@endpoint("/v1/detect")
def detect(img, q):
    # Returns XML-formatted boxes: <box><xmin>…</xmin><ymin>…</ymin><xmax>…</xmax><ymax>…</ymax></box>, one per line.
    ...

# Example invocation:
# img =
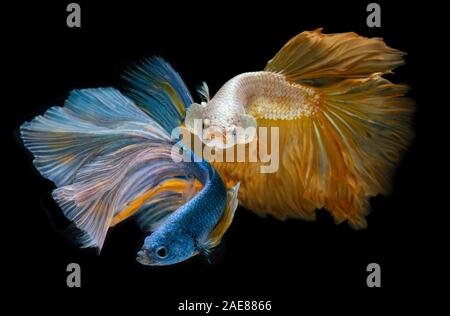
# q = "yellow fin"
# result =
<box><xmin>213</xmin><ymin>74</ymin><xmax>414</xmax><ymax>229</ymax></box>
<box><xmin>302</xmin><ymin>75</ymin><xmax>414</xmax><ymax>228</ymax></box>
<box><xmin>205</xmin><ymin>183</ymin><xmax>240</xmax><ymax>249</ymax></box>
<box><xmin>110</xmin><ymin>178</ymin><xmax>202</xmax><ymax>227</ymax></box>
<box><xmin>264</xmin><ymin>29</ymin><xmax>405</xmax><ymax>85</ymax></box>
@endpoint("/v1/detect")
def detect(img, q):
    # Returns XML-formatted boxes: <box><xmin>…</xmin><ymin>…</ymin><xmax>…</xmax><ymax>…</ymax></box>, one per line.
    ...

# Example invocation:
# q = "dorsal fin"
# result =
<box><xmin>264</xmin><ymin>28</ymin><xmax>405</xmax><ymax>86</ymax></box>
<box><xmin>123</xmin><ymin>57</ymin><xmax>193</xmax><ymax>133</ymax></box>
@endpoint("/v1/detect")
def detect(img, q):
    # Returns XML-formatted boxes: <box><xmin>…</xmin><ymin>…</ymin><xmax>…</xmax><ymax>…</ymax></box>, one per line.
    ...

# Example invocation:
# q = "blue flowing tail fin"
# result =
<box><xmin>21</xmin><ymin>88</ymin><xmax>201</xmax><ymax>250</ymax></box>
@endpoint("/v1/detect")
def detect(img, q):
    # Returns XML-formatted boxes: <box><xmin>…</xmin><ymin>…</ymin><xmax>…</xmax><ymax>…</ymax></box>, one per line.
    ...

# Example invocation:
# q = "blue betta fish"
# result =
<box><xmin>20</xmin><ymin>58</ymin><xmax>239</xmax><ymax>266</ymax></box>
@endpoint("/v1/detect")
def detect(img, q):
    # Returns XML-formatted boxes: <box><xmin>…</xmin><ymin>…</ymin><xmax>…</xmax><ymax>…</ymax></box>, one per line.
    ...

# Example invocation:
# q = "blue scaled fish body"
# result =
<box><xmin>20</xmin><ymin>58</ymin><xmax>239</xmax><ymax>266</ymax></box>
<box><xmin>139</xmin><ymin>156</ymin><xmax>230</xmax><ymax>265</ymax></box>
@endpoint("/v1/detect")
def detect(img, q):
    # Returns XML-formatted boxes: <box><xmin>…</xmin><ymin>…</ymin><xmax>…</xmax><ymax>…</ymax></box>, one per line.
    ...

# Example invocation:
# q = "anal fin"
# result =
<box><xmin>202</xmin><ymin>183</ymin><xmax>240</xmax><ymax>250</ymax></box>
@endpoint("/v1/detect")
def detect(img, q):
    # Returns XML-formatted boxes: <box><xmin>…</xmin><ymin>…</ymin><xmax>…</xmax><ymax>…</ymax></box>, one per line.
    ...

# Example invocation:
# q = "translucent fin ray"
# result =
<box><xmin>123</xmin><ymin>57</ymin><xmax>193</xmax><ymax>133</ymax></box>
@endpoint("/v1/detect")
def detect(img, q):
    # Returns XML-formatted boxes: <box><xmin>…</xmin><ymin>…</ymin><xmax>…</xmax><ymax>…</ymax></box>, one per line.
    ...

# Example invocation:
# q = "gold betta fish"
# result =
<box><xmin>185</xmin><ymin>29</ymin><xmax>414</xmax><ymax>228</ymax></box>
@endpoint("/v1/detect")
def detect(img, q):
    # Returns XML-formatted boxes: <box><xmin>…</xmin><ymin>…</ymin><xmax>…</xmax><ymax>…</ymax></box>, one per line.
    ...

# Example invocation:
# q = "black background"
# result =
<box><xmin>3</xmin><ymin>0</ymin><xmax>444</xmax><ymax>311</ymax></box>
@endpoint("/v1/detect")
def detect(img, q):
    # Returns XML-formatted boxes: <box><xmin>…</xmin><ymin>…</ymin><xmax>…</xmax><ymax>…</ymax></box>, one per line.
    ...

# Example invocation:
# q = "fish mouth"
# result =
<box><xmin>136</xmin><ymin>249</ymin><xmax>153</xmax><ymax>266</ymax></box>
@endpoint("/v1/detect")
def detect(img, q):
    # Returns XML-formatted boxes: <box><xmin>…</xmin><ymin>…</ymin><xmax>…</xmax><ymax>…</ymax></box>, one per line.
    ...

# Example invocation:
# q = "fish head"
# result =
<box><xmin>137</xmin><ymin>229</ymin><xmax>196</xmax><ymax>266</ymax></box>
<box><xmin>185</xmin><ymin>102</ymin><xmax>257</xmax><ymax>149</ymax></box>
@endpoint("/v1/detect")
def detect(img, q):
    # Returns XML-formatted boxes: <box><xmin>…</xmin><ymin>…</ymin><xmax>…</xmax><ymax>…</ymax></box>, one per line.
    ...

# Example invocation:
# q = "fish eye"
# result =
<box><xmin>156</xmin><ymin>246</ymin><xmax>168</xmax><ymax>259</ymax></box>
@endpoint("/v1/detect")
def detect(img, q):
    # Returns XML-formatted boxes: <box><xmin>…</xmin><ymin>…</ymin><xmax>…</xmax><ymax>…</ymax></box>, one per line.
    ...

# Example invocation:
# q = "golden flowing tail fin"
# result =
<box><xmin>264</xmin><ymin>28</ymin><xmax>405</xmax><ymax>86</ymax></box>
<box><xmin>298</xmin><ymin>74</ymin><xmax>413</xmax><ymax>228</ymax></box>
<box><xmin>227</xmin><ymin>29</ymin><xmax>414</xmax><ymax>228</ymax></box>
